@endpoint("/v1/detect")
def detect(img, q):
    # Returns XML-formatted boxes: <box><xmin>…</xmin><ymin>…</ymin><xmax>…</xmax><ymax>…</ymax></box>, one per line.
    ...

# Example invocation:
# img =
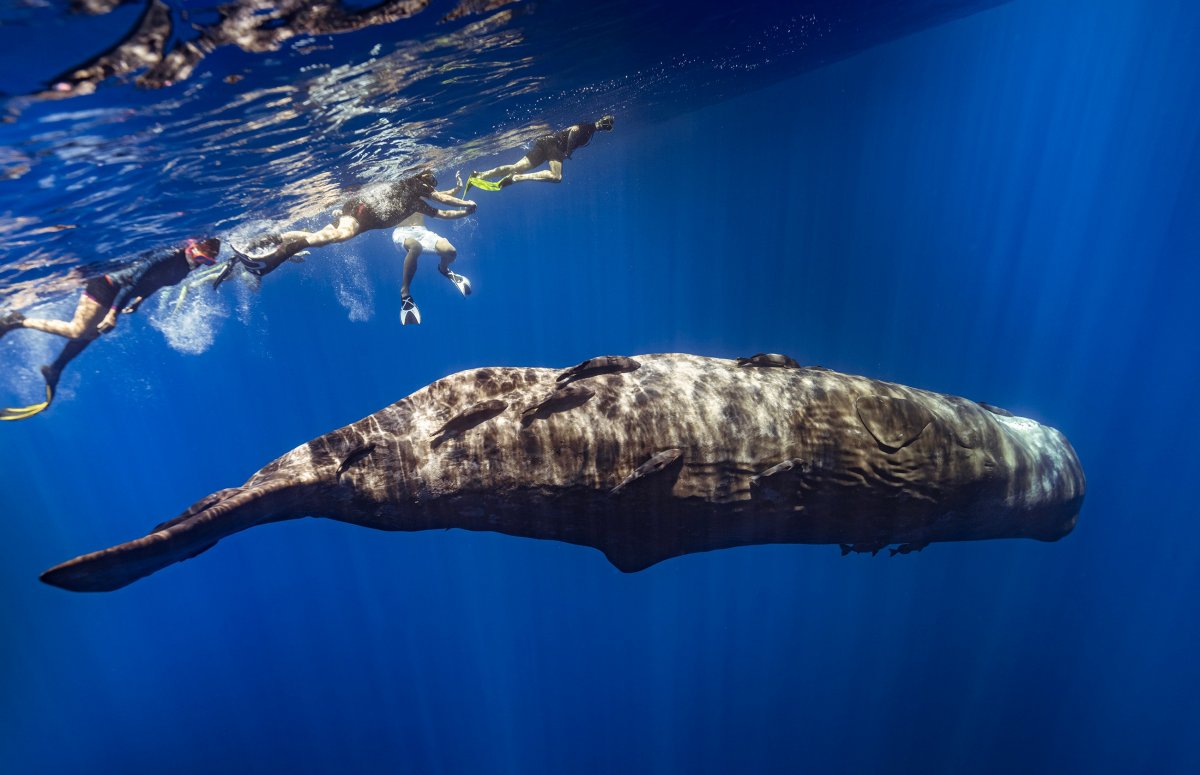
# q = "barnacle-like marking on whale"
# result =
<box><xmin>430</xmin><ymin>398</ymin><xmax>508</xmax><ymax>447</ymax></box>
<box><xmin>520</xmin><ymin>384</ymin><xmax>596</xmax><ymax>426</ymax></box>
<box><xmin>555</xmin><ymin>355</ymin><xmax>640</xmax><ymax>386</ymax></box>
<box><xmin>610</xmin><ymin>448</ymin><xmax>684</xmax><ymax>496</ymax></box>
<box><xmin>736</xmin><ymin>353</ymin><xmax>801</xmax><ymax>369</ymax></box>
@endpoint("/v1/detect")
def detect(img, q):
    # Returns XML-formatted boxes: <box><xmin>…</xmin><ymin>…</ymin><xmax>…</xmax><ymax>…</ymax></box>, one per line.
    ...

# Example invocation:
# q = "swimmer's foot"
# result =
<box><xmin>443</xmin><ymin>271</ymin><xmax>472</xmax><ymax>297</ymax></box>
<box><xmin>39</xmin><ymin>364</ymin><xmax>60</xmax><ymax>391</ymax></box>
<box><xmin>234</xmin><ymin>234</ymin><xmax>284</xmax><ymax>263</ymax></box>
<box><xmin>0</xmin><ymin>311</ymin><xmax>24</xmax><ymax>339</ymax></box>
<box><xmin>211</xmin><ymin>260</ymin><xmax>236</xmax><ymax>289</ymax></box>
<box><xmin>400</xmin><ymin>295</ymin><xmax>421</xmax><ymax>326</ymax></box>
<box><xmin>498</xmin><ymin>175</ymin><xmax>514</xmax><ymax>189</ymax></box>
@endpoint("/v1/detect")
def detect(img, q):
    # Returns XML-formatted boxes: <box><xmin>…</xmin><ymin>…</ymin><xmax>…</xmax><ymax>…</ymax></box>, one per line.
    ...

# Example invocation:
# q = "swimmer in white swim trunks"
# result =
<box><xmin>392</xmin><ymin>207</ymin><xmax>472</xmax><ymax>326</ymax></box>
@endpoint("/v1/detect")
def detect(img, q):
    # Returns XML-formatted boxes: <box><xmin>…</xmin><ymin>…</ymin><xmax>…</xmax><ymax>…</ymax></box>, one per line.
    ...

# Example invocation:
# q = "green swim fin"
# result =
<box><xmin>1</xmin><ymin>382</ymin><xmax>54</xmax><ymax>421</ymax></box>
<box><xmin>467</xmin><ymin>176</ymin><xmax>503</xmax><ymax>192</ymax></box>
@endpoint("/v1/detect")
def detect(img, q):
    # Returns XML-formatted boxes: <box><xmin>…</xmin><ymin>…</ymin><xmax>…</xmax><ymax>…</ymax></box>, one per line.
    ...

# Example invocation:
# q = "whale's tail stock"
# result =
<box><xmin>40</xmin><ymin>477</ymin><xmax>310</xmax><ymax>592</ymax></box>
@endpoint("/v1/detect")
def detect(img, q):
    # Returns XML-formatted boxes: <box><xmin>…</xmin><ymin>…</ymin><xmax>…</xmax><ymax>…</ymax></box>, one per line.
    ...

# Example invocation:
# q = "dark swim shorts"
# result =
<box><xmin>83</xmin><ymin>276</ymin><xmax>117</xmax><ymax>308</ymax></box>
<box><xmin>526</xmin><ymin>135</ymin><xmax>565</xmax><ymax>167</ymax></box>
<box><xmin>341</xmin><ymin>196</ymin><xmax>383</xmax><ymax>231</ymax></box>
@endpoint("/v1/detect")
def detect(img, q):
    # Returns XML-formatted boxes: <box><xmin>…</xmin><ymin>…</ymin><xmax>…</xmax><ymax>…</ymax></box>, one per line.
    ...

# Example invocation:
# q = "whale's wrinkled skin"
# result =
<box><xmin>41</xmin><ymin>353</ymin><xmax>1085</xmax><ymax>592</ymax></box>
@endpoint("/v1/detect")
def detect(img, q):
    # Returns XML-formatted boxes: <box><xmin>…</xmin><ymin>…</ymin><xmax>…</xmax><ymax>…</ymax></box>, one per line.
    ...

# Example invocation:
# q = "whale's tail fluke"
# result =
<box><xmin>40</xmin><ymin>478</ymin><xmax>307</xmax><ymax>592</ymax></box>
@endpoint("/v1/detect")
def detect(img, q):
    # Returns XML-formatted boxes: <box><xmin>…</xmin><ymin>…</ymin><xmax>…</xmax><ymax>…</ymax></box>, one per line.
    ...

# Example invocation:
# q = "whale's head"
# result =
<box><xmin>982</xmin><ymin>410</ymin><xmax>1086</xmax><ymax>541</ymax></box>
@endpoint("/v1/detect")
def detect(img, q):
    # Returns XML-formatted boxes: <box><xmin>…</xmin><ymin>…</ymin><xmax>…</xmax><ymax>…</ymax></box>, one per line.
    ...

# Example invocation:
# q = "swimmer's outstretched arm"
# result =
<box><xmin>437</xmin><ymin>174</ymin><xmax>463</xmax><ymax>200</ymax></box>
<box><xmin>418</xmin><ymin>200</ymin><xmax>474</xmax><ymax>221</ymax></box>
<box><xmin>429</xmin><ymin>189</ymin><xmax>477</xmax><ymax>209</ymax></box>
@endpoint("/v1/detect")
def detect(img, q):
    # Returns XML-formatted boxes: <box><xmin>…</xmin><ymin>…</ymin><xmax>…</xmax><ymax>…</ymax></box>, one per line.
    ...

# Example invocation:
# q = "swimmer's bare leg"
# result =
<box><xmin>399</xmin><ymin>238</ymin><xmax>423</xmax><ymax>325</ymax></box>
<box><xmin>435</xmin><ymin>239</ymin><xmax>471</xmax><ymax>297</ymax></box>
<box><xmin>19</xmin><ymin>294</ymin><xmax>107</xmax><ymax>339</ymax></box>
<box><xmin>400</xmin><ymin>238</ymin><xmax>422</xmax><ymax>300</ymax></box>
<box><xmin>475</xmin><ymin>156</ymin><xmax>535</xmax><ymax>182</ymax></box>
<box><xmin>281</xmin><ymin>215</ymin><xmax>361</xmax><ymax>249</ymax></box>
<box><xmin>510</xmin><ymin>160</ymin><xmax>563</xmax><ymax>184</ymax></box>
<box><xmin>256</xmin><ymin>215</ymin><xmax>362</xmax><ymax>262</ymax></box>
<box><xmin>42</xmin><ymin>337</ymin><xmax>96</xmax><ymax>390</ymax></box>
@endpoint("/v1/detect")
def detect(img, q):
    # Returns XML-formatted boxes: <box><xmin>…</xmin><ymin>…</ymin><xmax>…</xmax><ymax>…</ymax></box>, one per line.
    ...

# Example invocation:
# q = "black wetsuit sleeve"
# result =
<box><xmin>109</xmin><ymin>248</ymin><xmax>190</xmax><ymax>310</ymax></box>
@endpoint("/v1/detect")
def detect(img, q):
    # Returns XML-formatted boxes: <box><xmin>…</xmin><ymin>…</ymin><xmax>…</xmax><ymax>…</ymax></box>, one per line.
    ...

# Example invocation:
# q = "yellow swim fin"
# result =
<box><xmin>1</xmin><ymin>383</ymin><xmax>55</xmax><ymax>421</ymax></box>
<box><xmin>172</xmin><ymin>283</ymin><xmax>189</xmax><ymax>313</ymax></box>
<box><xmin>467</xmin><ymin>176</ymin><xmax>503</xmax><ymax>192</ymax></box>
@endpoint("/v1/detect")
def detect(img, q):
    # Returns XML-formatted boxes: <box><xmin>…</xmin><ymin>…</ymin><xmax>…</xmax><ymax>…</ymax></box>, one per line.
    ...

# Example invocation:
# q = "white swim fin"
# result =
<box><xmin>400</xmin><ymin>297</ymin><xmax>422</xmax><ymax>326</ymax></box>
<box><xmin>446</xmin><ymin>271</ymin><xmax>472</xmax><ymax>297</ymax></box>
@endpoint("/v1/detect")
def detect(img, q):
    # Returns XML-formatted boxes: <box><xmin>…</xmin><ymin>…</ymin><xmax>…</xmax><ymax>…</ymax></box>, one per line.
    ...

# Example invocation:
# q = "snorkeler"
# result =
<box><xmin>463</xmin><ymin>115</ymin><xmax>614</xmax><ymax>194</ymax></box>
<box><xmin>392</xmin><ymin>207</ymin><xmax>472</xmax><ymax>326</ymax></box>
<box><xmin>0</xmin><ymin>237</ymin><xmax>221</xmax><ymax>420</ymax></box>
<box><xmin>216</xmin><ymin>170</ymin><xmax>476</xmax><ymax>285</ymax></box>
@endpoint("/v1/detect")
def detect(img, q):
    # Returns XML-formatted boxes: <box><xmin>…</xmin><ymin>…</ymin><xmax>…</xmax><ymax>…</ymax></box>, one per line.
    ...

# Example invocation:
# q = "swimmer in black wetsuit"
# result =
<box><xmin>219</xmin><ymin>170</ymin><xmax>476</xmax><ymax>284</ymax></box>
<box><xmin>465</xmin><ymin>115</ymin><xmax>614</xmax><ymax>193</ymax></box>
<box><xmin>0</xmin><ymin>238</ymin><xmax>220</xmax><ymax>415</ymax></box>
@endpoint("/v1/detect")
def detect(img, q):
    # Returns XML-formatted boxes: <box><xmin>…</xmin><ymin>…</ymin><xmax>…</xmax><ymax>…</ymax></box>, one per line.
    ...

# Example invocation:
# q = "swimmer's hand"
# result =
<box><xmin>97</xmin><ymin>309</ymin><xmax>119</xmax><ymax>333</ymax></box>
<box><xmin>122</xmin><ymin>297</ymin><xmax>143</xmax><ymax>315</ymax></box>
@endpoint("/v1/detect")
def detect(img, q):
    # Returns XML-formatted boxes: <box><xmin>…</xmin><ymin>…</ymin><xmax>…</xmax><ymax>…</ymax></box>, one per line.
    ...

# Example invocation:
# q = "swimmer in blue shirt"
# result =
<box><xmin>0</xmin><ymin>238</ymin><xmax>220</xmax><ymax>419</ymax></box>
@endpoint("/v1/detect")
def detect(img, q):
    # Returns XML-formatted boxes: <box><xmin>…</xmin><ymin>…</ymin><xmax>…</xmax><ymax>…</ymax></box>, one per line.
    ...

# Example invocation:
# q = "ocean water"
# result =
<box><xmin>2</xmin><ymin>1</ymin><xmax>1199</xmax><ymax>773</ymax></box>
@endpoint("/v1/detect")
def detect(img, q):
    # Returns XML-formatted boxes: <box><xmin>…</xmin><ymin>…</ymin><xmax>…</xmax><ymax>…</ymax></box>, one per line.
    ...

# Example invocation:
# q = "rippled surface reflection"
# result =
<box><xmin>0</xmin><ymin>0</ymin><xmax>1005</xmax><ymax>307</ymax></box>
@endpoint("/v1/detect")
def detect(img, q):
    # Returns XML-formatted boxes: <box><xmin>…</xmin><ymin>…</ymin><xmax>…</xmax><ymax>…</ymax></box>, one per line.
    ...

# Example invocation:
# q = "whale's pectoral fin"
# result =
<box><xmin>40</xmin><ymin>478</ymin><xmax>302</xmax><ymax>592</ymax></box>
<box><xmin>855</xmin><ymin>396</ymin><xmax>934</xmax><ymax>451</ymax></box>
<box><xmin>600</xmin><ymin>544</ymin><xmax>669</xmax><ymax>573</ymax></box>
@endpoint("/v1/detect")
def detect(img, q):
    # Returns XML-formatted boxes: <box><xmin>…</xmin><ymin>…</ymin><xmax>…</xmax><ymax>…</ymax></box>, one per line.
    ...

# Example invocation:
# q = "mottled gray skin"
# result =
<box><xmin>41</xmin><ymin>353</ymin><xmax>1085</xmax><ymax>592</ymax></box>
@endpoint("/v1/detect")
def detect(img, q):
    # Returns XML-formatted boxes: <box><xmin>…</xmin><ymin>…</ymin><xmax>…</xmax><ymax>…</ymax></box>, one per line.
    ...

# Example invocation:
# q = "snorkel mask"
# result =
<box><xmin>414</xmin><ymin>169</ymin><xmax>437</xmax><ymax>193</ymax></box>
<box><xmin>185</xmin><ymin>238</ymin><xmax>218</xmax><ymax>266</ymax></box>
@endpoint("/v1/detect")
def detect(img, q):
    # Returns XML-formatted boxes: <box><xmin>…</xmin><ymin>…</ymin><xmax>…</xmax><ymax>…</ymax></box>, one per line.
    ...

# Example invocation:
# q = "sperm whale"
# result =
<box><xmin>41</xmin><ymin>353</ymin><xmax>1085</xmax><ymax>592</ymax></box>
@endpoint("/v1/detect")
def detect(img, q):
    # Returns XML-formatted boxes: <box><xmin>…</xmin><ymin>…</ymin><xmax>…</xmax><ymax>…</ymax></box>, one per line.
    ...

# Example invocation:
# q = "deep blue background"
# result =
<box><xmin>3</xmin><ymin>1</ymin><xmax>1200</xmax><ymax>772</ymax></box>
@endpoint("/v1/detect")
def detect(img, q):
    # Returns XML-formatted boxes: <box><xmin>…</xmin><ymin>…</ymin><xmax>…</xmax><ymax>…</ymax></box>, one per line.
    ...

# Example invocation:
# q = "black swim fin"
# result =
<box><xmin>210</xmin><ymin>259</ymin><xmax>237</xmax><ymax>289</ymax></box>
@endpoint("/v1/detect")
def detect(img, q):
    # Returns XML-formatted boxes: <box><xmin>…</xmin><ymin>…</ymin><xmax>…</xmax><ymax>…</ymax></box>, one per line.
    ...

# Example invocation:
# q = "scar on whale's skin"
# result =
<box><xmin>40</xmin><ymin>353</ymin><xmax>1086</xmax><ymax>592</ymax></box>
